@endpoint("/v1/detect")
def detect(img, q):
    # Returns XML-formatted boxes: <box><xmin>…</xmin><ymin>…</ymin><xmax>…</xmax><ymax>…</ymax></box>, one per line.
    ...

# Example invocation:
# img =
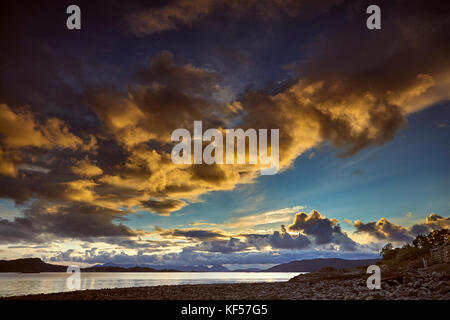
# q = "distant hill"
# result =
<box><xmin>155</xmin><ymin>264</ymin><xmax>230</xmax><ymax>272</ymax></box>
<box><xmin>0</xmin><ymin>259</ymin><xmax>231</xmax><ymax>273</ymax></box>
<box><xmin>0</xmin><ymin>258</ymin><xmax>180</xmax><ymax>273</ymax></box>
<box><xmin>266</xmin><ymin>258</ymin><xmax>380</xmax><ymax>272</ymax></box>
<box><xmin>208</xmin><ymin>265</ymin><xmax>230</xmax><ymax>272</ymax></box>
<box><xmin>232</xmin><ymin>268</ymin><xmax>261</xmax><ymax>272</ymax></box>
<box><xmin>0</xmin><ymin>258</ymin><xmax>66</xmax><ymax>273</ymax></box>
<box><xmin>83</xmin><ymin>265</ymin><xmax>179</xmax><ymax>272</ymax></box>
<box><xmin>0</xmin><ymin>257</ymin><xmax>379</xmax><ymax>273</ymax></box>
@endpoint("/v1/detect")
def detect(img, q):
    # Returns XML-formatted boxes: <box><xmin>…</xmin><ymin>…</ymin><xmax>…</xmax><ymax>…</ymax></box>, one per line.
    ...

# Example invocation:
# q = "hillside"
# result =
<box><xmin>0</xmin><ymin>258</ymin><xmax>67</xmax><ymax>273</ymax></box>
<box><xmin>266</xmin><ymin>258</ymin><xmax>380</xmax><ymax>272</ymax></box>
<box><xmin>0</xmin><ymin>258</ymin><xmax>180</xmax><ymax>273</ymax></box>
<box><xmin>83</xmin><ymin>266</ymin><xmax>180</xmax><ymax>272</ymax></box>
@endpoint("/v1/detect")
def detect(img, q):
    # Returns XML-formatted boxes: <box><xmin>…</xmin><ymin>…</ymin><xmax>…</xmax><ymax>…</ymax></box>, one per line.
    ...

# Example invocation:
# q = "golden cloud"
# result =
<box><xmin>0</xmin><ymin>104</ymin><xmax>85</xmax><ymax>177</ymax></box>
<box><xmin>63</xmin><ymin>180</ymin><xmax>97</xmax><ymax>202</ymax></box>
<box><xmin>80</xmin><ymin>45</ymin><xmax>449</xmax><ymax>216</ymax></box>
<box><xmin>71</xmin><ymin>158</ymin><xmax>103</xmax><ymax>178</ymax></box>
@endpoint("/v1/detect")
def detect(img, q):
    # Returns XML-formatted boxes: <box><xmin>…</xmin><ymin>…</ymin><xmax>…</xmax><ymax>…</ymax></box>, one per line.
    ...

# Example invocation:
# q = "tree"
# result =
<box><xmin>413</xmin><ymin>234</ymin><xmax>430</xmax><ymax>249</ymax></box>
<box><xmin>427</xmin><ymin>229</ymin><xmax>449</xmax><ymax>247</ymax></box>
<box><xmin>380</xmin><ymin>243</ymin><xmax>396</xmax><ymax>260</ymax></box>
<box><xmin>380</xmin><ymin>229</ymin><xmax>449</xmax><ymax>267</ymax></box>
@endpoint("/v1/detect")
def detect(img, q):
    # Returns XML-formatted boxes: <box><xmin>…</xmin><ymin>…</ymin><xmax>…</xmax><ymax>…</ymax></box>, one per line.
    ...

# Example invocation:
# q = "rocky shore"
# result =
<box><xmin>286</xmin><ymin>264</ymin><xmax>450</xmax><ymax>300</ymax></box>
<box><xmin>2</xmin><ymin>264</ymin><xmax>449</xmax><ymax>300</ymax></box>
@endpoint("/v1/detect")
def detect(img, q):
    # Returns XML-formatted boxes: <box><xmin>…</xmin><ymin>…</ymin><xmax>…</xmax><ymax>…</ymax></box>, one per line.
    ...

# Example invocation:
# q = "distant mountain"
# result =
<box><xmin>0</xmin><ymin>258</ymin><xmax>229</xmax><ymax>273</ymax></box>
<box><xmin>83</xmin><ymin>265</ymin><xmax>180</xmax><ymax>272</ymax></box>
<box><xmin>0</xmin><ymin>258</ymin><xmax>180</xmax><ymax>273</ymax></box>
<box><xmin>100</xmin><ymin>262</ymin><xmax>137</xmax><ymax>268</ymax></box>
<box><xmin>266</xmin><ymin>258</ymin><xmax>380</xmax><ymax>272</ymax></box>
<box><xmin>208</xmin><ymin>264</ymin><xmax>230</xmax><ymax>272</ymax></box>
<box><xmin>0</xmin><ymin>258</ymin><xmax>379</xmax><ymax>273</ymax></box>
<box><xmin>158</xmin><ymin>264</ymin><xmax>230</xmax><ymax>272</ymax></box>
<box><xmin>0</xmin><ymin>258</ymin><xmax>66</xmax><ymax>273</ymax></box>
<box><xmin>232</xmin><ymin>268</ymin><xmax>262</xmax><ymax>272</ymax></box>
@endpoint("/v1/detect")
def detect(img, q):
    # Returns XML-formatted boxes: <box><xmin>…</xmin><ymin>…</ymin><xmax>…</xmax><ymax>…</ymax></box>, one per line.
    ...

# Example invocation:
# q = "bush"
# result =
<box><xmin>380</xmin><ymin>228</ymin><xmax>448</xmax><ymax>267</ymax></box>
<box><xmin>318</xmin><ymin>266</ymin><xmax>337</xmax><ymax>273</ymax></box>
<box><xmin>381</xmin><ymin>243</ymin><xmax>399</xmax><ymax>261</ymax></box>
<box><xmin>396</xmin><ymin>246</ymin><xmax>423</xmax><ymax>262</ymax></box>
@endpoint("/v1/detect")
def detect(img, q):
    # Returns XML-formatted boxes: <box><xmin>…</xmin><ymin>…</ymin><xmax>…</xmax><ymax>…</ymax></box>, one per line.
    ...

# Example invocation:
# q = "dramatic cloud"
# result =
<box><xmin>71</xmin><ymin>158</ymin><xmax>103</xmax><ymax>178</ymax></box>
<box><xmin>288</xmin><ymin>210</ymin><xmax>358</xmax><ymax>251</ymax></box>
<box><xmin>225</xmin><ymin>206</ymin><xmax>305</xmax><ymax>230</ymax></box>
<box><xmin>1</xmin><ymin>1</ymin><xmax>449</xmax><ymax>220</ymax></box>
<box><xmin>157</xmin><ymin>227</ymin><xmax>226</xmax><ymax>240</ymax></box>
<box><xmin>0</xmin><ymin>202</ymin><xmax>142</xmax><ymax>244</ymax></box>
<box><xmin>77</xmin><ymin>34</ymin><xmax>449</xmax><ymax>218</ymax></box>
<box><xmin>140</xmin><ymin>198</ymin><xmax>187</xmax><ymax>215</ymax></box>
<box><xmin>193</xmin><ymin>237</ymin><xmax>248</xmax><ymax>253</ymax></box>
<box><xmin>36</xmin><ymin>211</ymin><xmax>450</xmax><ymax>267</ymax></box>
<box><xmin>48</xmin><ymin>246</ymin><xmax>378</xmax><ymax>268</ymax></box>
<box><xmin>0</xmin><ymin>104</ymin><xmax>82</xmax><ymax>150</ymax></box>
<box><xmin>87</xmin><ymin>50</ymin><xmax>229</xmax><ymax>147</ymax></box>
<box><xmin>353</xmin><ymin>218</ymin><xmax>414</xmax><ymax>243</ymax></box>
<box><xmin>410</xmin><ymin>213</ymin><xmax>450</xmax><ymax>235</ymax></box>
<box><xmin>0</xmin><ymin>104</ymin><xmax>85</xmax><ymax>177</ymax></box>
<box><xmin>352</xmin><ymin>213</ymin><xmax>450</xmax><ymax>244</ymax></box>
<box><xmin>82</xmin><ymin>51</ymin><xmax>250</xmax><ymax>213</ymax></box>
<box><xmin>246</xmin><ymin>226</ymin><xmax>312</xmax><ymax>250</ymax></box>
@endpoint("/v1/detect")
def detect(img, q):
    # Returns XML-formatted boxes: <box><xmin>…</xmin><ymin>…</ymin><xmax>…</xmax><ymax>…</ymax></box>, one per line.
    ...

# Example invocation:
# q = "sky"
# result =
<box><xmin>0</xmin><ymin>0</ymin><xmax>449</xmax><ymax>269</ymax></box>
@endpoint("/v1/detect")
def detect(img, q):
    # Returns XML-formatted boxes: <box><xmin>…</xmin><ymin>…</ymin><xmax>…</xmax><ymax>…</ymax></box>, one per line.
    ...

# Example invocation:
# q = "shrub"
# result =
<box><xmin>380</xmin><ymin>228</ymin><xmax>448</xmax><ymax>267</ymax></box>
<box><xmin>318</xmin><ymin>266</ymin><xmax>337</xmax><ymax>273</ymax></box>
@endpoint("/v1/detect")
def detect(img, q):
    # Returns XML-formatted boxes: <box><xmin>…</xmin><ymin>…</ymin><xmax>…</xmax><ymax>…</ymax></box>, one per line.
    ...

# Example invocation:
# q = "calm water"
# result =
<box><xmin>0</xmin><ymin>272</ymin><xmax>302</xmax><ymax>297</ymax></box>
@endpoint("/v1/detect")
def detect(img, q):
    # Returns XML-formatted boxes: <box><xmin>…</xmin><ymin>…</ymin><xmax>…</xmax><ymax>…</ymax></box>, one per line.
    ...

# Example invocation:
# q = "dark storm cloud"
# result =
<box><xmin>410</xmin><ymin>213</ymin><xmax>450</xmax><ymax>236</ymax></box>
<box><xmin>409</xmin><ymin>224</ymin><xmax>429</xmax><ymax>236</ymax></box>
<box><xmin>194</xmin><ymin>237</ymin><xmax>248</xmax><ymax>253</ymax></box>
<box><xmin>90</xmin><ymin>237</ymin><xmax>171</xmax><ymax>250</ymax></box>
<box><xmin>0</xmin><ymin>1</ymin><xmax>104</xmax><ymax>130</ymax></box>
<box><xmin>353</xmin><ymin>218</ymin><xmax>414</xmax><ymax>243</ymax></box>
<box><xmin>352</xmin><ymin>213</ymin><xmax>449</xmax><ymax>243</ymax></box>
<box><xmin>140</xmin><ymin>198</ymin><xmax>187</xmax><ymax>215</ymax></box>
<box><xmin>288</xmin><ymin>210</ymin><xmax>358</xmax><ymax>251</ymax></box>
<box><xmin>0</xmin><ymin>201</ymin><xmax>142</xmax><ymax>244</ymax></box>
<box><xmin>157</xmin><ymin>227</ymin><xmax>226</xmax><ymax>240</ymax></box>
<box><xmin>267</xmin><ymin>227</ymin><xmax>312</xmax><ymax>249</ymax></box>
<box><xmin>237</xmin><ymin>0</ymin><xmax>450</xmax><ymax>166</ymax></box>
<box><xmin>244</xmin><ymin>226</ymin><xmax>312</xmax><ymax>250</ymax></box>
<box><xmin>136</xmin><ymin>51</ymin><xmax>219</xmax><ymax>95</ymax></box>
<box><xmin>160</xmin><ymin>227</ymin><xmax>312</xmax><ymax>253</ymax></box>
<box><xmin>86</xmin><ymin>50</ymin><xmax>229</xmax><ymax>146</ymax></box>
<box><xmin>300</xmin><ymin>1</ymin><xmax>450</xmax><ymax>93</ymax></box>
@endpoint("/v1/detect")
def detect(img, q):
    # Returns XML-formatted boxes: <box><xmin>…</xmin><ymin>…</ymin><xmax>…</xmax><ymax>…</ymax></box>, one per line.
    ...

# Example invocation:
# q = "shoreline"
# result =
<box><xmin>2</xmin><ymin>265</ymin><xmax>449</xmax><ymax>300</ymax></box>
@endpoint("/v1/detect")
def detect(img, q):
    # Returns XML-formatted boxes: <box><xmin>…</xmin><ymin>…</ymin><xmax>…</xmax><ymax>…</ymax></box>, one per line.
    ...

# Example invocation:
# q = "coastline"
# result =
<box><xmin>3</xmin><ymin>265</ymin><xmax>449</xmax><ymax>300</ymax></box>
